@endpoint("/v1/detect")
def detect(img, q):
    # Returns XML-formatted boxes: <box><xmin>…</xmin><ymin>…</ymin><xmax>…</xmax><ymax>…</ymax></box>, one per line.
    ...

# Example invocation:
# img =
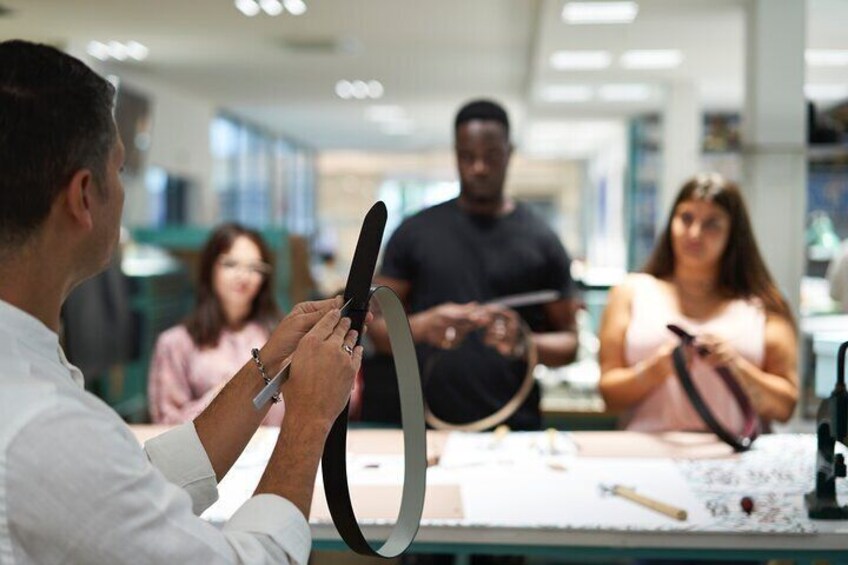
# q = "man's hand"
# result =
<box><xmin>263</xmin><ymin>297</ymin><xmax>342</xmax><ymax>370</ymax></box>
<box><xmin>480</xmin><ymin>305</ymin><xmax>524</xmax><ymax>358</ymax></box>
<box><xmin>417</xmin><ymin>302</ymin><xmax>487</xmax><ymax>349</ymax></box>
<box><xmin>284</xmin><ymin>306</ymin><xmax>363</xmax><ymax>429</ymax></box>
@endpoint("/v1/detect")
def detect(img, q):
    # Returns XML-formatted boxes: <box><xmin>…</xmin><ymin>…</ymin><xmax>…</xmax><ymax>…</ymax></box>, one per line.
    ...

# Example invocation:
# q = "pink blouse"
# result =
<box><xmin>148</xmin><ymin>322</ymin><xmax>285</xmax><ymax>426</ymax></box>
<box><xmin>621</xmin><ymin>273</ymin><xmax>766</xmax><ymax>433</ymax></box>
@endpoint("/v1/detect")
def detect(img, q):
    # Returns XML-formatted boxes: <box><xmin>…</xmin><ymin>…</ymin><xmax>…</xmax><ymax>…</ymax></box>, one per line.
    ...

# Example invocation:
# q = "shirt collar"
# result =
<box><xmin>0</xmin><ymin>298</ymin><xmax>84</xmax><ymax>387</ymax></box>
<box><xmin>0</xmin><ymin>298</ymin><xmax>59</xmax><ymax>351</ymax></box>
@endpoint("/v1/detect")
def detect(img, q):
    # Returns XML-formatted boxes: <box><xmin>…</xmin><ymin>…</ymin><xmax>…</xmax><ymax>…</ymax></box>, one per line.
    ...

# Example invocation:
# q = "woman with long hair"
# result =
<box><xmin>598</xmin><ymin>173</ymin><xmax>798</xmax><ymax>431</ymax></box>
<box><xmin>148</xmin><ymin>223</ymin><xmax>284</xmax><ymax>424</ymax></box>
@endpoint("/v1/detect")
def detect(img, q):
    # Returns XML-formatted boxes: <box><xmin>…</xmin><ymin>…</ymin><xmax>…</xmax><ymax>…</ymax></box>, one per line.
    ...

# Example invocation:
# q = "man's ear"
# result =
<box><xmin>64</xmin><ymin>168</ymin><xmax>95</xmax><ymax>231</ymax></box>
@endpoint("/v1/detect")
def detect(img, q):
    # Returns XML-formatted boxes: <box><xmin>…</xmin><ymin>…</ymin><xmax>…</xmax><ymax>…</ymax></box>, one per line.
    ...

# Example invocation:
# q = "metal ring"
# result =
<box><xmin>342</xmin><ymin>344</ymin><xmax>354</xmax><ymax>355</ymax></box>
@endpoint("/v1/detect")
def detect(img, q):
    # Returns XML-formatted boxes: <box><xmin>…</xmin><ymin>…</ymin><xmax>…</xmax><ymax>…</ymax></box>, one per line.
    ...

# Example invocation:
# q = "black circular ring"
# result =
<box><xmin>668</xmin><ymin>325</ymin><xmax>759</xmax><ymax>452</ymax></box>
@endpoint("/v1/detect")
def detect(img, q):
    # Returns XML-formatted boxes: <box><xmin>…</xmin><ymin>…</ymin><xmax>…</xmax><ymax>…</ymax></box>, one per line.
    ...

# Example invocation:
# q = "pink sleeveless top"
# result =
<box><xmin>621</xmin><ymin>274</ymin><xmax>766</xmax><ymax>432</ymax></box>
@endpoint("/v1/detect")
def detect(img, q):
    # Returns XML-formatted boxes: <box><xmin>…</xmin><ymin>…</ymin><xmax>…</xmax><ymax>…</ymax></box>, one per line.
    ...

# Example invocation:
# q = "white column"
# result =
<box><xmin>660</xmin><ymin>80</ymin><xmax>702</xmax><ymax>223</ymax></box>
<box><xmin>741</xmin><ymin>0</ymin><xmax>806</xmax><ymax>316</ymax></box>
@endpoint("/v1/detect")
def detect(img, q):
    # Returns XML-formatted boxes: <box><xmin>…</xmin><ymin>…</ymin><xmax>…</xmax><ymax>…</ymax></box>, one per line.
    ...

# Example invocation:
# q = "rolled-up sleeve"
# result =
<box><xmin>7</xmin><ymin>401</ymin><xmax>311</xmax><ymax>565</ymax></box>
<box><xmin>144</xmin><ymin>422</ymin><xmax>219</xmax><ymax>515</ymax></box>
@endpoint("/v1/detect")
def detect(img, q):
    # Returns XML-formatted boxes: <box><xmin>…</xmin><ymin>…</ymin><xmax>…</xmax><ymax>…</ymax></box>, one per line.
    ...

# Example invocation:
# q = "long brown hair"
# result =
<box><xmin>643</xmin><ymin>173</ymin><xmax>794</xmax><ymax>324</ymax></box>
<box><xmin>185</xmin><ymin>223</ymin><xmax>280</xmax><ymax>347</ymax></box>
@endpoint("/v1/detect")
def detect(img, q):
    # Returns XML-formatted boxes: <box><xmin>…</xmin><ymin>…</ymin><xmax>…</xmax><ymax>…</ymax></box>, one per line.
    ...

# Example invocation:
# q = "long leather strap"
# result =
<box><xmin>323</xmin><ymin>201</ymin><xmax>426</xmax><ymax>557</ymax></box>
<box><xmin>668</xmin><ymin>325</ymin><xmax>759</xmax><ymax>452</ymax></box>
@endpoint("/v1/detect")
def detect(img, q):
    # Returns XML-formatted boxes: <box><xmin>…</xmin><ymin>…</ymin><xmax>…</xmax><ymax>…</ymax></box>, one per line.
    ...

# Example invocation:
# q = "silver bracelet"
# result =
<box><xmin>250</xmin><ymin>348</ymin><xmax>281</xmax><ymax>404</ymax></box>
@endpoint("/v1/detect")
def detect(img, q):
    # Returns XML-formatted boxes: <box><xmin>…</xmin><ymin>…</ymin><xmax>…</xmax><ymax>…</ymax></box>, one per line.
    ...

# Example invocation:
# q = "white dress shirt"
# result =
<box><xmin>0</xmin><ymin>299</ymin><xmax>310</xmax><ymax>564</ymax></box>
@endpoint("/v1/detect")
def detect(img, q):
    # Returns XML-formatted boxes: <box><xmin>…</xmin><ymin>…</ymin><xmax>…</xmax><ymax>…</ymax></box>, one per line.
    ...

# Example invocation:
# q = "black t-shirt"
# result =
<box><xmin>379</xmin><ymin>198</ymin><xmax>574</xmax><ymax>430</ymax></box>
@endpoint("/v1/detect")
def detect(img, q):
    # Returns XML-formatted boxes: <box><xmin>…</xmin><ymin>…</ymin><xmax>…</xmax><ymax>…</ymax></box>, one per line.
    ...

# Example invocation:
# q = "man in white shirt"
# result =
<box><xmin>0</xmin><ymin>39</ymin><xmax>363</xmax><ymax>564</ymax></box>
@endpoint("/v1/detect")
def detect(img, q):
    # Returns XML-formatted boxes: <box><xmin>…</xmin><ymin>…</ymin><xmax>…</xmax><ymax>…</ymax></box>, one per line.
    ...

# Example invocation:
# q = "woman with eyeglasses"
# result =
<box><xmin>148</xmin><ymin>223</ymin><xmax>284</xmax><ymax>425</ymax></box>
<box><xmin>598</xmin><ymin>174</ymin><xmax>798</xmax><ymax>433</ymax></box>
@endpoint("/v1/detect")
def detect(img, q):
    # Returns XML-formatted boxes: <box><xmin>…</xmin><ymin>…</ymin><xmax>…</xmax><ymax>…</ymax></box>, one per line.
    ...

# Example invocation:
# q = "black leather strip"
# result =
<box><xmin>343</xmin><ymin>202</ymin><xmax>387</xmax><ymax>345</ymax></box>
<box><xmin>667</xmin><ymin>324</ymin><xmax>759</xmax><ymax>452</ymax></box>
<box><xmin>322</xmin><ymin>202</ymin><xmax>426</xmax><ymax>557</ymax></box>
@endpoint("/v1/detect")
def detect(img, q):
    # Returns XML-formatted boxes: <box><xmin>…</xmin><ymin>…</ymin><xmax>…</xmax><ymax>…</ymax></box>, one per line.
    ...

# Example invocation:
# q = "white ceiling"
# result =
<box><xmin>1</xmin><ymin>0</ymin><xmax>846</xmax><ymax>153</ymax></box>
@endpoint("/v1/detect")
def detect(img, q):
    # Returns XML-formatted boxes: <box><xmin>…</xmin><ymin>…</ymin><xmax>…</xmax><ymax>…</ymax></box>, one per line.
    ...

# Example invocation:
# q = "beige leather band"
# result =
<box><xmin>423</xmin><ymin>321</ymin><xmax>538</xmax><ymax>432</ymax></box>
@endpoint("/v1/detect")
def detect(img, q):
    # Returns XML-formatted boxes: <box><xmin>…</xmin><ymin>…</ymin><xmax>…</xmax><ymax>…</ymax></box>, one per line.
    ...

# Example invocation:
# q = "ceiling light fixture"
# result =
<box><xmin>351</xmin><ymin>80</ymin><xmax>370</xmax><ymax>99</ymax></box>
<box><xmin>107</xmin><ymin>41</ymin><xmax>129</xmax><ymax>61</ymax></box>
<box><xmin>126</xmin><ymin>41</ymin><xmax>149</xmax><ymax>61</ymax></box>
<box><xmin>86</xmin><ymin>41</ymin><xmax>110</xmax><ymax>61</ymax></box>
<box><xmin>335</xmin><ymin>80</ymin><xmax>354</xmax><ymax>99</ymax></box>
<box><xmin>599</xmin><ymin>83</ymin><xmax>651</xmax><ymax>101</ymax></box>
<box><xmin>336</xmin><ymin>79</ymin><xmax>385</xmax><ymax>100</ymax></box>
<box><xmin>283</xmin><ymin>0</ymin><xmax>307</xmax><ymax>15</ymax></box>
<box><xmin>87</xmin><ymin>40</ymin><xmax>148</xmax><ymax>62</ymax></box>
<box><xmin>806</xmin><ymin>49</ymin><xmax>848</xmax><ymax>67</ymax></box>
<box><xmin>235</xmin><ymin>0</ymin><xmax>307</xmax><ymax>16</ymax></box>
<box><xmin>620</xmin><ymin>49</ymin><xmax>683</xmax><ymax>69</ymax></box>
<box><xmin>549</xmin><ymin>50</ymin><xmax>612</xmax><ymax>70</ymax></box>
<box><xmin>234</xmin><ymin>0</ymin><xmax>261</xmax><ymax>16</ymax></box>
<box><xmin>367</xmin><ymin>80</ymin><xmax>384</xmax><ymax>99</ymax></box>
<box><xmin>562</xmin><ymin>1</ymin><xmax>638</xmax><ymax>24</ymax></box>
<box><xmin>259</xmin><ymin>0</ymin><xmax>284</xmax><ymax>16</ymax></box>
<box><xmin>539</xmin><ymin>85</ymin><xmax>593</xmax><ymax>103</ymax></box>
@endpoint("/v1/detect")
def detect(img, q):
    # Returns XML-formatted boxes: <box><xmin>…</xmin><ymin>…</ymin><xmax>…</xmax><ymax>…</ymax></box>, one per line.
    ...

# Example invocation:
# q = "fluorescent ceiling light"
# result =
<box><xmin>540</xmin><ymin>85</ymin><xmax>593</xmax><ymax>103</ymax></box>
<box><xmin>621</xmin><ymin>49</ymin><xmax>682</xmax><ymax>69</ymax></box>
<box><xmin>259</xmin><ymin>0</ymin><xmax>283</xmax><ymax>16</ymax></box>
<box><xmin>337</xmin><ymin>79</ymin><xmax>384</xmax><ymax>100</ymax></box>
<box><xmin>283</xmin><ymin>0</ymin><xmax>307</xmax><ymax>15</ymax></box>
<box><xmin>598</xmin><ymin>83</ymin><xmax>651</xmax><ymax>101</ymax></box>
<box><xmin>350</xmin><ymin>80</ymin><xmax>369</xmax><ymax>99</ymax></box>
<box><xmin>367</xmin><ymin>80</ymin><xmax>384</xmax><ymax>99</ymax></box>
<box><xmin>805</xmin><ymin>84</ymin><xmax>848</xmax><ymax>101</ymax></box>
<box><xmin>549</xmin><ymin>50</ymin><xmax>611</xmax><ymax>70</ymax></box>
<box><xmin>335</xmin><ymin>80</ymin><xmax>353</xmax><ymax>99</ymax></box>
<box><xmin>126</xmin><ymin>41</ymin><xmax>149</xmax><ymax>61</ymax></box>
<box><xmin>806</xmin><ymin>49</ymin><xmax>848</xmax><ymax>67</ymax></box>
<box><xmin>234</xmin><ymin>0</ymin><xmax>261</xmax><ymax>17</ymax></box>
<box><xmin>562</xmin><ymin>2</ymin><xmax>638</xmax><ymax>24</ymax></box>
<box><xmin>86</xmin><ymin>41</ymin><xmax>109</xmax><ymax>61</ymax></box>
<box><xmin>366</xmin><ymin>105</ymin><xmax>406</xmax><ymax>122</ymax></box>
<box><xmin>107</xmin><ymin>41</ymin><xmax>129</xmax><ymax>61</ymax></box>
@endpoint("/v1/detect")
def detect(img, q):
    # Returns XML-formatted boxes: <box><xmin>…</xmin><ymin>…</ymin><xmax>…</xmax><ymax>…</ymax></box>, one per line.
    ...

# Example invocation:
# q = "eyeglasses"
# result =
<box><xmin>218</xmin><ymin>257</ymin><xmax>272</xmax><ymax>277</ymax></box>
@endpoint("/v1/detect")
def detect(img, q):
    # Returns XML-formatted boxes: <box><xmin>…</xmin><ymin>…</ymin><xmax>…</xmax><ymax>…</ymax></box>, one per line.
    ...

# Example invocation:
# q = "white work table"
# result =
<box><xmin>133</xmin><ymin>426</ymin><xmax>848</xmax><ymax>562</ymax></box>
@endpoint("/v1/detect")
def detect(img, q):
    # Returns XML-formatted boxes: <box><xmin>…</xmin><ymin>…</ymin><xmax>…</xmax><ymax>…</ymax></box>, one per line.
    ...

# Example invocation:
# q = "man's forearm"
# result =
<box><xmin>533</xmin><ymin>331</ymin><xmax>578</xmax><ymax>366</ymax></box>
<box><xmin>193</xmin><ymin>358</ymin><xmax>274</xmax><ymax>481</ymax></box>
<box><xmin>254</xmin><ymin>421</ymin><xmax>330</xmax><ymax>517</ymax></box>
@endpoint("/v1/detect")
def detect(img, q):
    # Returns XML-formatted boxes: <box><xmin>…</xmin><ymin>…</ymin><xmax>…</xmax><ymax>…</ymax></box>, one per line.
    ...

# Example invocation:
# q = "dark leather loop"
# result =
<box><xmin>322</xmin><ymin>202</ymin><xmax>426</xmax><ymax>558</ymax></box>
<box><xmin>669</xmin><ymin>336</ymin><xmax>759</xmax><ymax>452</ymax></box>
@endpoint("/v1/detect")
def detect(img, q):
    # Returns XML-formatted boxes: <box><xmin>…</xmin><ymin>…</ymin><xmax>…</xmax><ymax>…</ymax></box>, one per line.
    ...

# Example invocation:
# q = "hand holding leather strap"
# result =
<box><xmin>667</xmin><ymin>324</ymin><xmax>759</xmax><ymax>452</ymax></box>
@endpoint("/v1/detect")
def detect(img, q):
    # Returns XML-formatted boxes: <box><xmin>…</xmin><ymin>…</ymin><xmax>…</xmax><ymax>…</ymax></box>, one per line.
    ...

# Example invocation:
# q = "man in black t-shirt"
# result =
<box><xmin>368</xmin><ymin>99</ymin><xmax>579</xmax><ymax>430</ymax></box>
